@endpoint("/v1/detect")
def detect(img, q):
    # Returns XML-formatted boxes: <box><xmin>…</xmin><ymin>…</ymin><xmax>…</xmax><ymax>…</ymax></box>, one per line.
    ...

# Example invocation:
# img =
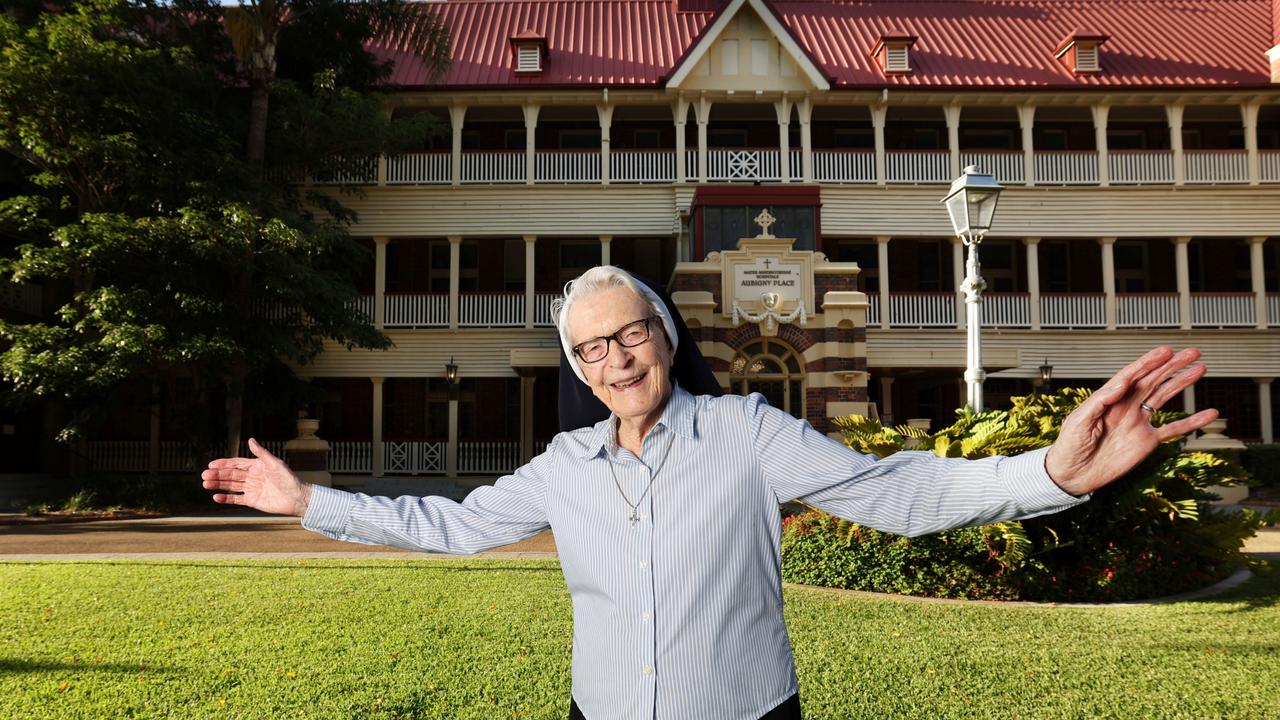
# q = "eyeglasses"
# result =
<box><xmin>572</xmin><ymin>316</ymin><xmax>655</xmax><ymax>363</ymax></box>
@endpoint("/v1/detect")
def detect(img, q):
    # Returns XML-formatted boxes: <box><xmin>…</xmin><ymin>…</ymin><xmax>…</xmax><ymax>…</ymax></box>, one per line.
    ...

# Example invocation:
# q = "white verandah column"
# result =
<box><xmin>775</xmin><ymin>97</ymin><xmax>793</xmax><ymax>183</ymax></box>
<box><xmin>1018</xmin><ymin>104</ymin><xmax>1036</xmax><ymax>186</ymax></box>
<box><xmin>525</xmin><ymin>235</ymin><xmax>536</xmax><ymax>329</ymax></box>
<box><xmin>876</xmin><ymin>236</ymin><xmax>891</xmax><ymax>330</ymax></box>
<box><xmin>1024</xmin><ymin>237</ymin><xmax>1041</xmax><ymax>329</ymax></box>
<box><xmin>371</xmin><ymin>376</ymin><xmax>384</xmax><ymax>478</ymax></box>
<box><xmin>673</xmin><ymin>98</ymin><xmax>690</xmax><ymax>184</ymax></box>
<box><xmin>1099</xmin><ymin>237</ymin><xmax>1117</xmax><ymax>330</ymax></box>
<box><xmin>373</xmin><ymin>237</ymin><xmax>387</xmax><ymax>329</ymax></box>
<box><xmin>523</xmin><ymin>104</ymin><xmax>540</xmax><ymax>185</ymax></box>
<box><xmin>1092</xmin><ymin>104</ymin><xmax>1110</xmax><ymax>186</ymax></box>
<box><xmin>1250</xmin><ymin>236</ymin><xmax>1267</xmax><ymax>329</ymax></box>
<box><xmin>1173</xmin><ymin>236</ymin><xmax>1192</xmax><ymax>330</ymax></box>
<box><xmin>449</xmin><ymin>105</ymin><xmax>466</xmax><ymax>186</ymax></box>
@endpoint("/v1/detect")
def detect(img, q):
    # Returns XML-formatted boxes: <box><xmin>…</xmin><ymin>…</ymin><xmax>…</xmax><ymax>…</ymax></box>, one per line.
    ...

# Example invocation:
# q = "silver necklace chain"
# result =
<box><xmin>606</xmin><ymin>429</ymin><xmax>676</xmax><ymax>527</ymax></box>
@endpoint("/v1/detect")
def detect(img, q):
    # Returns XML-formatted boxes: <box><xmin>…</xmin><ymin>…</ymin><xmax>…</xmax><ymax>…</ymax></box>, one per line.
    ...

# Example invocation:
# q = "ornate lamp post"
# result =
<box><xmin>942</xmin><ymin>165</ymin><xmax>1004</xmax><ymax>412</ymax></box>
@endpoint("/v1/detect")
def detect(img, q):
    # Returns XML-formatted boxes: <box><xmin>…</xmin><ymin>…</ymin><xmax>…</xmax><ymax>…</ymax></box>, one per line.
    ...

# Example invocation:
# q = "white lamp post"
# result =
<box><xmin>942</xmin><ymin>165</ymin><xmax>1004</xmax><ymax>412</ymax></box>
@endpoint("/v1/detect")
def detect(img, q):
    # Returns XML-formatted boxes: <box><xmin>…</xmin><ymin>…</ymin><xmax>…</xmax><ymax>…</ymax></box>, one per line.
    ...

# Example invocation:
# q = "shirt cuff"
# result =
<box><xmin>998</xmin><ymin>446</ymin><xmax>1090</xmax><ymax>512</ymax></box>
<box><xmin>300</xmin><ymin>484</ymin><xmax>357</xmax><ymax>535</ymax></box>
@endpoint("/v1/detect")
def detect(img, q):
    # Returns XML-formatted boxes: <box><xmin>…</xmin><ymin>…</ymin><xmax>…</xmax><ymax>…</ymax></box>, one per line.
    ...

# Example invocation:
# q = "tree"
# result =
<box><xmin>0</xmin><ymin>0</ymin><xmax>449</xmax><ymax>463</ymax></box>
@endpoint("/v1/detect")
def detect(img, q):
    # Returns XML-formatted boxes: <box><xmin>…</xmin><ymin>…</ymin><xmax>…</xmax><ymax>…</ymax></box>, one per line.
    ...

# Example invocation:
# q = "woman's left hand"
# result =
<box><xmin>1044</xmin><ymin>346</ymin><xmax>1218</xmax><ymax>496</ymax></box>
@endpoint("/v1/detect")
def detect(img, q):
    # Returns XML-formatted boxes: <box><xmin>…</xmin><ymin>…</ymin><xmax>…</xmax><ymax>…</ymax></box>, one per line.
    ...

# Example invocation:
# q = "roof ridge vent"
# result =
<box><xmin>510</xmin><ymin>29</ymin><xmax>547</xmax><ymax>74</ymax></box>
<box><xmin>870</xmin><ymin>30</ymin><xmax>917</xmax><ymax>75</ymax></box>
<box><xmin>1054</xmin><ymin>30</ymin><xmax>1109</xmax><ymax>75</ymax></box>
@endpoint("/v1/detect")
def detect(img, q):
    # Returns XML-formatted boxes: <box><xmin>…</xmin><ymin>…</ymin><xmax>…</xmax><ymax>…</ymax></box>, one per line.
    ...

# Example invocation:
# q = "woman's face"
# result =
<box><xmin>568</xmin><ymin>285</ymin><xmax>674</xmax><ymax>428</ymax></box>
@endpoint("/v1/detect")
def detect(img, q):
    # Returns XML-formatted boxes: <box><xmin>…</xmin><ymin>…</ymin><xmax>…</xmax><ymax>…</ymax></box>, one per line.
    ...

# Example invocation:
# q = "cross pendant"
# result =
<box><xmin>629</xmin><ymin>511</ymin><xmax>639</xmax><ymax>527</ymax></box>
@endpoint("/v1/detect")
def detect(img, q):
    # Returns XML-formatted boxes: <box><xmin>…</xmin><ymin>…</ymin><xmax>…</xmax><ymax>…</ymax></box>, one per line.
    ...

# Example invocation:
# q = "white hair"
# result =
<box><xmin>552</xmin><ymin>265</ymin><xmax>679</xmax><ymax>385</ymax></box>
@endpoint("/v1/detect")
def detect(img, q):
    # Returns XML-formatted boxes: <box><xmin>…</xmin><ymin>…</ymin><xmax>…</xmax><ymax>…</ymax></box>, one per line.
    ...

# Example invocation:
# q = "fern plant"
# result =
<box><xmin>784</xmin><ymin>389</ymin><xmax>1277</xmax><ymax>602</ymax></box>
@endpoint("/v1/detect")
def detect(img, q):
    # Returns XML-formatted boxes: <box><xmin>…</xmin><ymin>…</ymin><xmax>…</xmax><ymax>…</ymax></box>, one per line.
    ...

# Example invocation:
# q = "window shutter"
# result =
<box><xmin>886</xmin><ymin>46</ymin><xmax>910</xmax><ymax>72</ymax></box>
<box><xmin>1075</xmin><ymin>44</ymin><xmax>1099</xmax><ymax>72</ymax></box>
<box><xmin>516</xmin><ymin>45</ymin><xmax>541</xmax><ymax>72</ymax></box>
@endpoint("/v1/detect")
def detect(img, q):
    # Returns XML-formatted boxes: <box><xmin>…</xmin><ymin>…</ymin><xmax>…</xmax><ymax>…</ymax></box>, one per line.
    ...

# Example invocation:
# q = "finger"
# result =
<box><xmin>1145</xmin><ymin>364</ymin><xmax>1206</xmax><ymax>410</ymax></box>
<box><xmin>202</xmin><ymin>478</ymin><xmax>245</xmax><ymax>492</ymax></box>
<box><xmin>248</xmin><ymin>437</ymin><xmax>278</xmax><ymax>460</ymax></box>
<box><xmin>1155</xmin><ymin>408</ymin><xmax>1219</xmax><ymax>442</ymax></box>
<box><xmin>1092</xmin><ymin>346</ymin><xmax>1176</xmax><ymax>408</ymax></box>
<box><xmin>1134</xmin><ymin>348</ymin><xmax>1201</xmax><ymax>401</ymax></box>
<box><xmin>212</xmin><ymin>492</ymin><xmax>246</xmax><ymax>505</ymax></box>
<box><xmin>201</xmin><ymin>467</ymin><xmax>250</xmax><ymax>483</ymax></box>
<box><xmin>207</xmin><ymin>458</ymin><xmax>254</xmax><ymax>471</ymax></box>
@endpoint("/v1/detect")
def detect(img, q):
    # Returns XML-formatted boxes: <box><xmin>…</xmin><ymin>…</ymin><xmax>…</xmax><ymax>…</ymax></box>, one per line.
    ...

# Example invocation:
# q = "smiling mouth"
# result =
<box><xmin>610</xmin><ymin>372</ymin><xmax>647</xmax><ymax>391</ymax></box>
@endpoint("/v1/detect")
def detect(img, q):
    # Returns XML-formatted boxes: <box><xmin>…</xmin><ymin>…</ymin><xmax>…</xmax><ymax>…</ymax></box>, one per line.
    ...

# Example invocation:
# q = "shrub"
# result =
<box><xmin>782</xmin><ymin>389</ymin><xmax>1279</xmax><ymax>602</ymax></box>
<box><xmin>1242</xmin><ymin>444</ymin><xmax>1280</xmax><ymax>487</ymax></box>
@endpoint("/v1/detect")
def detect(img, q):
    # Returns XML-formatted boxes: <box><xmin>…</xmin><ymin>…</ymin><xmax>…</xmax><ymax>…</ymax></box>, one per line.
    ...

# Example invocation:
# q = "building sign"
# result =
<box><xmin>734</xmin><ymin>257</ymin><xmax>803</xmax><ymax>305</ymax></box>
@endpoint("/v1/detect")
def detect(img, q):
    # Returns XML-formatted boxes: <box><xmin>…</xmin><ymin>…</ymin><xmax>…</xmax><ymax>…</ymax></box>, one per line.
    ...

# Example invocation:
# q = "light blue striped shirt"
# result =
<box><xmin>303</xmin><ymin>386</ymin><xmax>1085</xmax><ymax>720</ymax></box>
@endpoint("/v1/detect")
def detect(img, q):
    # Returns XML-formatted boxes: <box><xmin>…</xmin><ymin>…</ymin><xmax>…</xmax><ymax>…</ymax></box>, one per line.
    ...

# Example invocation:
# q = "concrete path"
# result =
<box><xmin>0</xmin><ymin>511</ymin><xmax>558</xmax><ymax>560</ymax></box>
<box><xmin>1</xmin><ymin>512</ymin><xmax>1276</xmax><ymax>564</ymax></box>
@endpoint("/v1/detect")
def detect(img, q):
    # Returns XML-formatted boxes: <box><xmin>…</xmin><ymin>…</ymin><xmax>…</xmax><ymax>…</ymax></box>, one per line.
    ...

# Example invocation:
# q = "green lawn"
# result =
<box><xmin>1</xmin><ymin>560</ymin><xmax>1278</xmax><ymax>719</ymax></box>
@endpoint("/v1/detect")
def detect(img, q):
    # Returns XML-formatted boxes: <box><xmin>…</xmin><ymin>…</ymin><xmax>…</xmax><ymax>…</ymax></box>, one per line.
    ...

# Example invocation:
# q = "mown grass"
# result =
<box><xmin>1</xmin><ymin>560</ymin><xmax>1278</xmax><ymax>719</ymax></box>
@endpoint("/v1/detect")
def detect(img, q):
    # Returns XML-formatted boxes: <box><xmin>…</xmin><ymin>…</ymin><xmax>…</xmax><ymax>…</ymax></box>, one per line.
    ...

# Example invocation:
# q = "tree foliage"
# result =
<box><xmin>0</xmin><ymin>0</ymin><xmax>448</xmax><ymax>456</ymax></box>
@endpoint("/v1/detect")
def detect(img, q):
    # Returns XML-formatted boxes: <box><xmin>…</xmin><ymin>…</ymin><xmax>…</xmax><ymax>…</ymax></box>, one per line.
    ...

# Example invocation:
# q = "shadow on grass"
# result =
<box><xmin>0</xmin><ymin>560</ymin><xmax>563</xmax><ymax>573</ymax></box>
<box><xmin>0</xmin><ymin>657</ymin><xmax>172</xmax><ymax>676</ymax></box>
<box><xmin>0</xmin><ymin>522</ymin><xmax>301</xmax><ymax>536</ymax></box>
<box><xmin>1180</xmin><ymin>560</ymin><xmax>1280</xmax><ymax>613</ymax></box>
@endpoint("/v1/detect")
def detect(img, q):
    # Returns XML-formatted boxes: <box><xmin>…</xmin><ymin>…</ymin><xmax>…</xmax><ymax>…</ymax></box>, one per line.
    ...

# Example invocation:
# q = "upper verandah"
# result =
<box><xmin>371</xmin><ymin>0</ymin><xmax>1277</xmax><ymax>90</ymax></box>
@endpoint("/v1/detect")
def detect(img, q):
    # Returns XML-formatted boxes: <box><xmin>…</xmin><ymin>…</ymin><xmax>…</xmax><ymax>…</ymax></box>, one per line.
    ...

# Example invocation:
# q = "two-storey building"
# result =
<box><xmin>86</xmin><ymin>0</ymin><xmax>1280</xmax><ymax>485</ymax></box>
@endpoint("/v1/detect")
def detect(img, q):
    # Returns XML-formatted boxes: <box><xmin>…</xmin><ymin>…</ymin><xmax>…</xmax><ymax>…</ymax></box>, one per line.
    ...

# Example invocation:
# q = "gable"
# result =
<box><xmin>666</xmin><ymin>0</ymin><xmax>830</xmax><ymax>92</ymax></box>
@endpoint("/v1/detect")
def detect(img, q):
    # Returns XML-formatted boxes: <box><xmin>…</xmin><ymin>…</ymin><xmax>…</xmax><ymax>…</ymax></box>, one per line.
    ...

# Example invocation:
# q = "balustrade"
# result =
<box><xmin>384</xmin><ymin>293</ymin><xmax>448</xmax><ymax>327</ymax></box>
<box><xmin>609</xmin><ymin>150</ymin><xmax>675</xmax><ymax>183</ymax></box>
<box><xmin>1262</xmin><ymin>150</ymin><xmax>1280</xmax><ymax>183</ymax></box>
<box><xmin>1040</xmin><ymin>293</ymin><xmax>1106</xmax><ymax>327</ymax></box>
<box><xmin>812</xmin><ymin>150</ymin><xmax>875</xmax><ymax>183</ymax></box>
<box><xmin>1191</xmin><ymin>292</ymin><xmax>1256</xmax><ymax>327</ymax></box>
<box><xmin>312</xmin><ymin>156</ymin><xmax>378</xmax><ymax>184</ymax></box>
<box><xmin>960</xmin><ymin>152</ymin><xmax>1025</xmax><ymax>185</ymax></box>
<box><xmin>329</xmin><ymin>441</ymin><xmax>372</xmax><ymax>474</ymax></box>
<box><xmin>979</xmin><ymin>293</ymin><xmax>1031</xmax><ymax>327</ymax></box>
<box><xmin>707</xmin><ymin>149</ymin><xmax>781</xmax><ymax>182</ymax></box>
<box><xmin>383</xmin><ymin>441</ymin><xmax>445</xmax><ymax>475</ymax></box>
<box><xmin>1117</xmin><ymin>293</ymin><xmax>1179</xmax><ymax>327</ymax></box>
<box><xmin>461</xmin><ymin>151</ymin><xmax>525</xmax><ymax>184</ymax></box>
<box><xmin>459</xmin><ymin>292</ymin><xmax>525</xmax><ymax>327</ymax></box>
<box><xmin>1035</xmin><ymin>151</ymin><xmax>1099</xmax><ymax>184</ymax></box>
<box><xmin>534</xmin><ymin>293</ymin><xmax>559</xmax><ymax>327</ymax></box>
<box><xmin>387</xmin><ymin>152</ymin><xmax>451</xmax><ymax>184</ymax></box>
<box><xmin>865</xmin><ymin>294</ymin><xmax>879</xmax><ymax>325</ymax></box>
<box><xmin>1185</xmin><ymin>150</ymin><xmax>1248</xmax><ymax>184</ymax></box>
<box><xmin>885</xmin><ymin>151</ymin><xmax>950</xmax><ymax>183</ymax></box>
<box><xmin>1108</xmin><ymin>150</ymin><xmax>1174</xmax><ymax>184</ymax></box>
<box><xmin>458</xmin><ymin>441</ymin><xmax>520</xmax><ymax>474</ymax></box>
<box><xmin>1270</xmin><ymin>293</ymin><xmax>1280</xmax><ymax>326</ymax></box>
<box><xmin>888</xmin><ymin>292</ymin><xmax>955</xmax><ymax>326</ymax></box>
<box><xmin>536</xmin><ymin>151</ymin><xmax>600</xmax><ymax>183</ymax></box>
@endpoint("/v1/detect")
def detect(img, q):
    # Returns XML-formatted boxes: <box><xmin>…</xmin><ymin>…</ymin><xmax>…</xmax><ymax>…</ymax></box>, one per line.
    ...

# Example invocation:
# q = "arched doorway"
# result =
<box><xmin>730</xmin><ymin>338</ymin><xmax>805</xmax><ymax>419</ymax></box>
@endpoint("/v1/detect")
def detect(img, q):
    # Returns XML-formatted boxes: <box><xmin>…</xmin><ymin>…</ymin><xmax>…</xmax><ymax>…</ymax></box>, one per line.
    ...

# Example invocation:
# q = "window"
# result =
<box><xmin>833</xmin><ymin>128</ymin><xmax>874</xmax><ymax>149</ymax></box>
<box><xmin>504</xmin><ymin>128</ymin><xmax>526</xmax><ymax>150</ymax></box>
<box><xmin>707</xmin><ymin>128</ymin><xmax>748</xmax><ymax>148</ymax></box>
<box><xmin>559</xmin><ymin>240</ymin><xmax>601</xmax><ymax>286</ymax></box>
<box><xmin>558</xmin><ymin>129</ymin><xmax>601</xmax><ymax>150</ymax></box>
<box><xmin>1042</xmin><ymin>241</ymin><xmax>1072</xmax><ymax>293</ymax></box>
<box><xmin>1115</xmin><ymin>241</ymin><xmax>1149</xmax><ymax>293</ymax></box>
<box><xmin>982</xmin><ymin>241</ymin><xmax>1018</xmax><ymax>292</ymax></box>
<box><xmin>632</xmin><ymin>129</ymin><xmax>662</xmax><ymax>149</ymax></box>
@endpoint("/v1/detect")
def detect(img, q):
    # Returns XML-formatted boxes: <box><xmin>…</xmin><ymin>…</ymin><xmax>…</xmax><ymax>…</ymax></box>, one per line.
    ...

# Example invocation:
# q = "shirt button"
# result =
<box><xmin>639</xmin><ymin>560</ymin><xmax>648</xmax><ymax>569</ymax></box>
<box><xmin>642</xmin><ymin>612</ymin><xmax>651</xmax><ymax>621</ymax></box>
<box><xmin>643</xmin><ymin>665</ymin><xmax>653</xmax><ymax>675</ymax></box>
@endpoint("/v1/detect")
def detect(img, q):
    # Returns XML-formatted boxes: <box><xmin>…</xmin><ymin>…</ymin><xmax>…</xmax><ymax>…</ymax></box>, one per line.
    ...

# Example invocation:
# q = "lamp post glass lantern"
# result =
<box><xmin>1038</xmin><ymin>359</ymin><xmax>1053</xmax><ymax>392</ymax></box>
<box><xmin>941</xmin><ymin>165</ymin><xmax>1004</xmax><ymax>412</ymax></box>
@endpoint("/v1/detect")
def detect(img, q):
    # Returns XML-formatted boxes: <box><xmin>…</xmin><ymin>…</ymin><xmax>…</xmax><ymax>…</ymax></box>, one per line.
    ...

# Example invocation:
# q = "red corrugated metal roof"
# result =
<box><xmin>372</xmin><ymin>0</ymin><xmax>1273</xmax><ymax>90</ymax></box>
<box><xmin>773</xmin><ymin>0</ymin><xmax>1271</xmax><ymax>87</ymax></box>
<box><xmin>375</xmin><ymin>1</ymin><xmax>714</xmax><ymax>88</ymax></box>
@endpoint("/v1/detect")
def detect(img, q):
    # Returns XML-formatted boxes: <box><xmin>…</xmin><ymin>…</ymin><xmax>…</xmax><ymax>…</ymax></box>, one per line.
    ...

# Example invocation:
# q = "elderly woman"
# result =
<box><xmin>202</xmin><ymin>266</ymin><xmax>1215</xmax><ymax>720</ymax></box>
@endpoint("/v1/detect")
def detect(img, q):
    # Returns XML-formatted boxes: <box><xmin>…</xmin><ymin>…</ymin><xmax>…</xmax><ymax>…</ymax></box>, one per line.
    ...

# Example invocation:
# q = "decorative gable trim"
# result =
<box><xmin>1054</xmin><ymin>31</ymin><xmax>1109</xmax><ymax>75</ymax></box>
<box><xmin>665</xmin><ymin>0</ymin><xmax>831</xmax><ymax>90</ymax></box>
<box><xmin>510</xmin><ymin>30</ymin><xmax>547</xmax><ymax>74</ymax></box>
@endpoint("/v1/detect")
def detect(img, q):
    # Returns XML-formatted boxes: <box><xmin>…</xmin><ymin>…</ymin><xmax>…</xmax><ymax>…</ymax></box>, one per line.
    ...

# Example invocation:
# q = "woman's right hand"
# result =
<box><xmin>201</xmin><ymin>438</ymin><xmax>312</xmax><ymax>517</ymax></box>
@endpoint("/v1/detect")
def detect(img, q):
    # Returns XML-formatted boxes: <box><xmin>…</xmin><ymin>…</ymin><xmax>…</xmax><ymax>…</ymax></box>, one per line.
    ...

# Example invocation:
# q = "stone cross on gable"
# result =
<box><xmin>754</xmin><ymin>208</ymin><xmax>776</xmax><ymax>238</ymax></box>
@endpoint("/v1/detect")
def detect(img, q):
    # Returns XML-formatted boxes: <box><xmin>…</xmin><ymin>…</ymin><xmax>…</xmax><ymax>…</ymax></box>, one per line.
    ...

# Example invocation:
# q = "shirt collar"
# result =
<box><xmin>579</xmin><ymin>383</ymin><xmax>697</xmax><ymax>459</ymax></box>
